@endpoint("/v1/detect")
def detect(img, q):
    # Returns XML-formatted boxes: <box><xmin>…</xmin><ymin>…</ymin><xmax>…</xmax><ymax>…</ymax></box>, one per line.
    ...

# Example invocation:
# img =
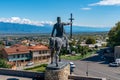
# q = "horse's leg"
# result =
<box><xmin>59</xmin><ymin>51</ymin><xmax>61</xmax><ymax>62</ymax></box>
<box><xmin>59</xmin><ymin>47</ymin><xmax>62</xmax><ymax>62</ymax></box>
<box><xmin>55</xmin><ymin>48</ymin><xmax>61</xmax><ymax>67</ymax></box>
<box><xmin>51</xmin><ymin>49</ymin><xmax>54</xmax><ymax>64</ymax></box>
<box><xmin>55</xmin><ymin>51</ymin><xmax>59</xmax><ymax>67</ymax></box>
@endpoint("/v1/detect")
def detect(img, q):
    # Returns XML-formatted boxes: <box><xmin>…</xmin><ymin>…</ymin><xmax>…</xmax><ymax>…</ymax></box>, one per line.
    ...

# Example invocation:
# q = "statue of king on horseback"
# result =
<box><xmin>49</xmin><ymin>17</ymin><xmax>71</xmax><ymax>67</ymax></box>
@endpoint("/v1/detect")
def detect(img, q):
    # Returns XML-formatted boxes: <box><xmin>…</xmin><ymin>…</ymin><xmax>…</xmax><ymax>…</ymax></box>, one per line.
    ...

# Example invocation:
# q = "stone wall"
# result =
<box><xmin>0</xmin><ymin>68</ymin><xmax>44</xmax><ymax>78</ymax></box>
<box><xmin>45</xmin><ymin>64</ymin><xmax>70</xmax><ymax>80</ymax></box>
<box><xmin>0</xmin><ymin>67</ymin><xmax>106</xmax><ymax>80</ymax></box>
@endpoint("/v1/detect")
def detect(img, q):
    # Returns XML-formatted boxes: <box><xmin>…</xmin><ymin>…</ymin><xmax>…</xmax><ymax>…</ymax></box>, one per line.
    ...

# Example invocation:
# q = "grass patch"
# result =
<box><xmin>61</xmin><ymin>52</ymin><xmax>94</xmax><ymax>60</ymax></box>
<box><xmin>24</xmin><ymin>64</ymin><xmax>47</xmax><ymax>72</ymax></box>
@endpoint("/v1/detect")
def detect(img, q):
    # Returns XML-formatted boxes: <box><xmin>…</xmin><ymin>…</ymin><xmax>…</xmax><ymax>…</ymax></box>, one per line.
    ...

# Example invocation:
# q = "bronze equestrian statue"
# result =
<box><xmin>49</xmin><ymin>17</ymin><xmax>71</xmax><ymax>67</ymax></box>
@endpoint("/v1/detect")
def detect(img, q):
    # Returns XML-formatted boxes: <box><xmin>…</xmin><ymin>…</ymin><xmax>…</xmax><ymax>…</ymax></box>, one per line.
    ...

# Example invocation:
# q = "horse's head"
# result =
<box><xmin>49</xmin><ymin>37</ymin><xmax>55</xmax><ymax>49</ymax></box>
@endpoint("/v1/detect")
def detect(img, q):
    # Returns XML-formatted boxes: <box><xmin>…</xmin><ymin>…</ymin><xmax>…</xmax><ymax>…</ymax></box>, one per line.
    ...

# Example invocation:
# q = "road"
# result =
<box><xmin>0</xmin><ymin>74</ymin><xmax>31</xmax><ymax>80</ymax></box>
<box><xmin>64</xmin><ymin>54</ymin><xmax>120</xmax><ymax>80</ymax></box>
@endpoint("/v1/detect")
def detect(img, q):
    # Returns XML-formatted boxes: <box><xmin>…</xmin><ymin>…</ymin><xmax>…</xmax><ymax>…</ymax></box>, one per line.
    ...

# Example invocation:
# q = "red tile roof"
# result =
<box><xmin>28</xmin><ymin>44</ymin><xmax>49</xmax><ymax>51</ymax></box>
<box><xmin>4</xmin><ymin>45</ymin><xmax>29</xmax><ymax>55</ymax></box>
<box><xmin>3</xmin><ymin>44</ymin><xmax>49</xmax><ymax>55</ymax></box>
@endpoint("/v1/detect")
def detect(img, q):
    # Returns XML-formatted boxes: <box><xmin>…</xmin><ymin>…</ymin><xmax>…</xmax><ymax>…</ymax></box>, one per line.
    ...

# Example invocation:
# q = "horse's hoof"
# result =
<box><xmin>56</xmin><ymin>64</ymin><xmax>58</xmax><ymax>67</ymax></box>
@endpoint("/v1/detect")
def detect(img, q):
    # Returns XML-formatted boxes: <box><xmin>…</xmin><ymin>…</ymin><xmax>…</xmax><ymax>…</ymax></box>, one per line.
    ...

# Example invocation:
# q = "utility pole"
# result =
<box><xmin>69</xmin><ymin>13</ymin><xmax>74</xmax><ymax>39</ymax></box>
<box><xmin>86</xmin><ymin>62</ymin><xmax>88</xmax><ymax>76</ymax></box>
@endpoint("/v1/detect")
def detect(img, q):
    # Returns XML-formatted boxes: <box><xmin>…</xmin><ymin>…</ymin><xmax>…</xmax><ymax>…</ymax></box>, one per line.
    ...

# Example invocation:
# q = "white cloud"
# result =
<box><xmin>90</xmin><ymin>0</ymin><xmax>120</xmax><ymax>6</ymax></box>
<box><xmin>73</xmin><ymin>23</ymin><xmax>112</xmax><ymax>28</ymax></box>
<box><xmin>0</xmin><ymin>17</ymin><xmax>53</xmax><ymax>26</ymax></box>
<box><xmin>80</xmin><ymin>7</ymin><xmax>91</xmax><ymax>10</ymax></box>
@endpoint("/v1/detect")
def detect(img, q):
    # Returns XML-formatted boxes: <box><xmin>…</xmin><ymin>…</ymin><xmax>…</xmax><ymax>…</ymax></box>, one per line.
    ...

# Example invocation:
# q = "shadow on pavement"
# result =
<box><xmin>99</xmin><ymin>61</ymin><xmax>109</xmax><ymax>64</ymax></box>
<box><xmin>7</xmin><ymin>78</ymin><xmax>19</xmax><ymax>80</ymax></box>
<box><xmin>81</xmin><ymin>55</ymin><xmax>100</xmax><ymax>62</ymax></box>
<box><xmin>81</xmin><ymin>54</ymin><xmax>108</xmax><ymax>65</ymax></box>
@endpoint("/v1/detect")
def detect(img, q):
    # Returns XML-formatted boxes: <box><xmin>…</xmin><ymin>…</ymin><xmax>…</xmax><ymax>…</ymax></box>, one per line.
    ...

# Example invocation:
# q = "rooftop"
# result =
<box><xmin>3</xmin><ymin>44</ymin><xmax>50</xmax><ymax>55</ymax></box>
<box><xmin>4</xmin><ymin>45</ymin><xmax>29</xmax><ymax>55</ymax></box>
<box><xmin>28</xmin><ymin>44</ymin><xmax>49</xmax><ymax>51</ymax></box>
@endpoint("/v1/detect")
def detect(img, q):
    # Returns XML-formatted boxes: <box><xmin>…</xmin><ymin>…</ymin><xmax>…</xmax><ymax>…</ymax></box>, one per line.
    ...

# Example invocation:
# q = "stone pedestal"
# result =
<box><xmin>45</xmin><ymin>62</ymin><xmax>70</xmax><ymax>80</ymax></box>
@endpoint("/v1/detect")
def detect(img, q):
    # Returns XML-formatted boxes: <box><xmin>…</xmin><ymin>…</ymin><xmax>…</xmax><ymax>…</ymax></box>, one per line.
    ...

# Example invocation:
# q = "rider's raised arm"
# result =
<box><xmin>51</xmin><ymin>24</ymin><xmax>56</xmax><ymax>37</ymax></box>
<box><xmin>63</xmin><ymin>22</ymin><xmax>72</xmax><ymax>26</ymax></box>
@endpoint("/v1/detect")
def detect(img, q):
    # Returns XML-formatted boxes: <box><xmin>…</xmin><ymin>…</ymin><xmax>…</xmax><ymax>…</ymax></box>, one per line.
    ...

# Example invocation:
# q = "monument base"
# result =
<box><xmin>45</xmin><ymin>62</ymin><xmax>70</xmax><ymax>80</ymax></box>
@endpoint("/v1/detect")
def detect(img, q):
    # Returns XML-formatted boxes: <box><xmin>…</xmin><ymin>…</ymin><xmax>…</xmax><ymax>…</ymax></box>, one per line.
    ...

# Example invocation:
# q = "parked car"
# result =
<box><xmin>69</xmin><ymin>62</ymin><xmax>76</xmax><ymax>68</ymax></box>
<box><xmin>109</xmin><ymin>62</ymin><xmax>120</xmax><ymax>67</ymax></box>
<box><xmin>69</xmin><ymin>62</ymin><xmax>76</xmax><ymax>74</ymax></box>
<box><xmin>115</xmin><ymin>58</ymin><xmax>120</xmax><ymax>64</ymax></box>
<box><xmin>26</xmin><ymin>61</ymin><xmax>34</xmax><ymax>66</ymax></box>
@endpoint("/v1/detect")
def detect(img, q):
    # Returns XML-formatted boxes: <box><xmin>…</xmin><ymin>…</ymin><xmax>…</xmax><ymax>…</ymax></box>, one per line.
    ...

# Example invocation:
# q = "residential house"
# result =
<box><xmin>2</xmin><ymin>44</ymin><xmax>51</xmax><ymax>68</ymax></box>
<box><xmin>2</xmin><ymin>44</ymin><xmax>32</xmax><ymax>66</ymax></box>
<box><xmin>28</xmin><ymin>44</ymin><xmax>50</xmax><ymax>63</ymax></box>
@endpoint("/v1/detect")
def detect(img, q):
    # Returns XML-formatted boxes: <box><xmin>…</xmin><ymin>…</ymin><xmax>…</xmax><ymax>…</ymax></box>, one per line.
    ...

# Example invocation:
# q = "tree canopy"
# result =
<box><xmin>0</xmin><ymin>41</ymin><xmax>5</xmax><ymax>50</ymax></box>
<box><xmin>0</xmin><ymin>59</ymin><xmax>11</xmax><ymax>68</ymax></box>
<box><xmin>108</xmin><ymin>22</ymin><xmax>120</xmax><ymax>47</ymax></box>
<box><xmin>85</xmin><ymin>37</ymin><xmax>96</xmax><ymax>44</ymax></box>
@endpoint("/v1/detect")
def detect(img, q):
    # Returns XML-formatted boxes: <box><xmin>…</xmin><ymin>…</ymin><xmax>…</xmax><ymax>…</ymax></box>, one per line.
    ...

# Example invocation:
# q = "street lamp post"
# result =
<box><xmin>86</xmin><ymin>62</ymin><xmax>88</xmax><ymax>76</ymax></box>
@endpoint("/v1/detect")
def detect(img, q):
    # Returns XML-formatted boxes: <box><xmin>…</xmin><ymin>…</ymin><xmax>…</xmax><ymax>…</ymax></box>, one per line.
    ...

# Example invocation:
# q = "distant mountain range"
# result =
<box><xmin>0</xmin><ymin>22</ymin><xmax>111</xmax><ymax>33</ymax></box>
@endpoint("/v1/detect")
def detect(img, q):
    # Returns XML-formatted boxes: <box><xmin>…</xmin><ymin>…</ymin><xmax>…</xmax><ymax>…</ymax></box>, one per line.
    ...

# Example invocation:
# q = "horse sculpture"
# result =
<box><xmin>49</xmin><ymin>37</ymin><xmax>70</xmax><ymax>67</ymax></box>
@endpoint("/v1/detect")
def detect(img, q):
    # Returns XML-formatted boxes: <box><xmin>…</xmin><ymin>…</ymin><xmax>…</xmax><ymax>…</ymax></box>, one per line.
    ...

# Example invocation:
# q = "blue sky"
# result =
<box><xmin>0</xmin><ymin>0</ymin><xmax>120</xmax><ymax>27</ymax></box>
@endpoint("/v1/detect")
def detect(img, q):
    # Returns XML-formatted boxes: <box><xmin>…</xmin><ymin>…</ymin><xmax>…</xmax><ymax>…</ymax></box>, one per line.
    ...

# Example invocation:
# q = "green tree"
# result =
<box><xmin>77</xmin><ymin>45</ymin><xmax>82</xmax><ymax>53</ymax></box>
<box><xmin>76</xmin><ymin>45</ymin><xmax>89</xmax><ymax>56</ymax></box>
<box><xmin>94</xmin><ymin>45</ymin><xmax>98</xmax><ymax>49</ymax></box>
<box><xmin>108</xmin><ymin>22</ymin><xmax>120</xmax><ymax>47</ymax></box>
<box><xmin>7</xmin><ymin>42</ymin><xmax>12</xmax><ymax>46</ymax></box>
<box><xmin>70</xmin><ymin>46</ymin><xmax>78</xmax><ymax>53</ymax></box>
<box><xmin>0</xmin><ymin>59</ymin><xmax>11</xmax><ymax>68</ymax></box>
<box><xmin>69</xmin><ymin>39</ymin><xmax>76</xmax><ymax>46</ymax></box>
<box><xmin>81</xmin><ymin>46</ymin><xmax>89</xmax><ymax>56</ymax></box>
<box><xmin>0</xmin><ymin>53</ymin><xmax>3</xmax><ymax>58</ymax></box>
<box><xmin>86</xmin><ymin>37</ymin><xmax>96</xmax><ymax>44</ymax></box>
<box><xmin>0</xmin><ymin>41</ymin><xmax>5</xmax><ymax>49</ymax></box>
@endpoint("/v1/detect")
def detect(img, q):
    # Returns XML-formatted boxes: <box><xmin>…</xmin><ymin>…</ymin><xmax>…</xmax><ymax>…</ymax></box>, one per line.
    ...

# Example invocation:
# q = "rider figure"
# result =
<box><xmin>51</xmin><ymin>17</ymin><xmax>71</xmax><ymax>50</ymax></box>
